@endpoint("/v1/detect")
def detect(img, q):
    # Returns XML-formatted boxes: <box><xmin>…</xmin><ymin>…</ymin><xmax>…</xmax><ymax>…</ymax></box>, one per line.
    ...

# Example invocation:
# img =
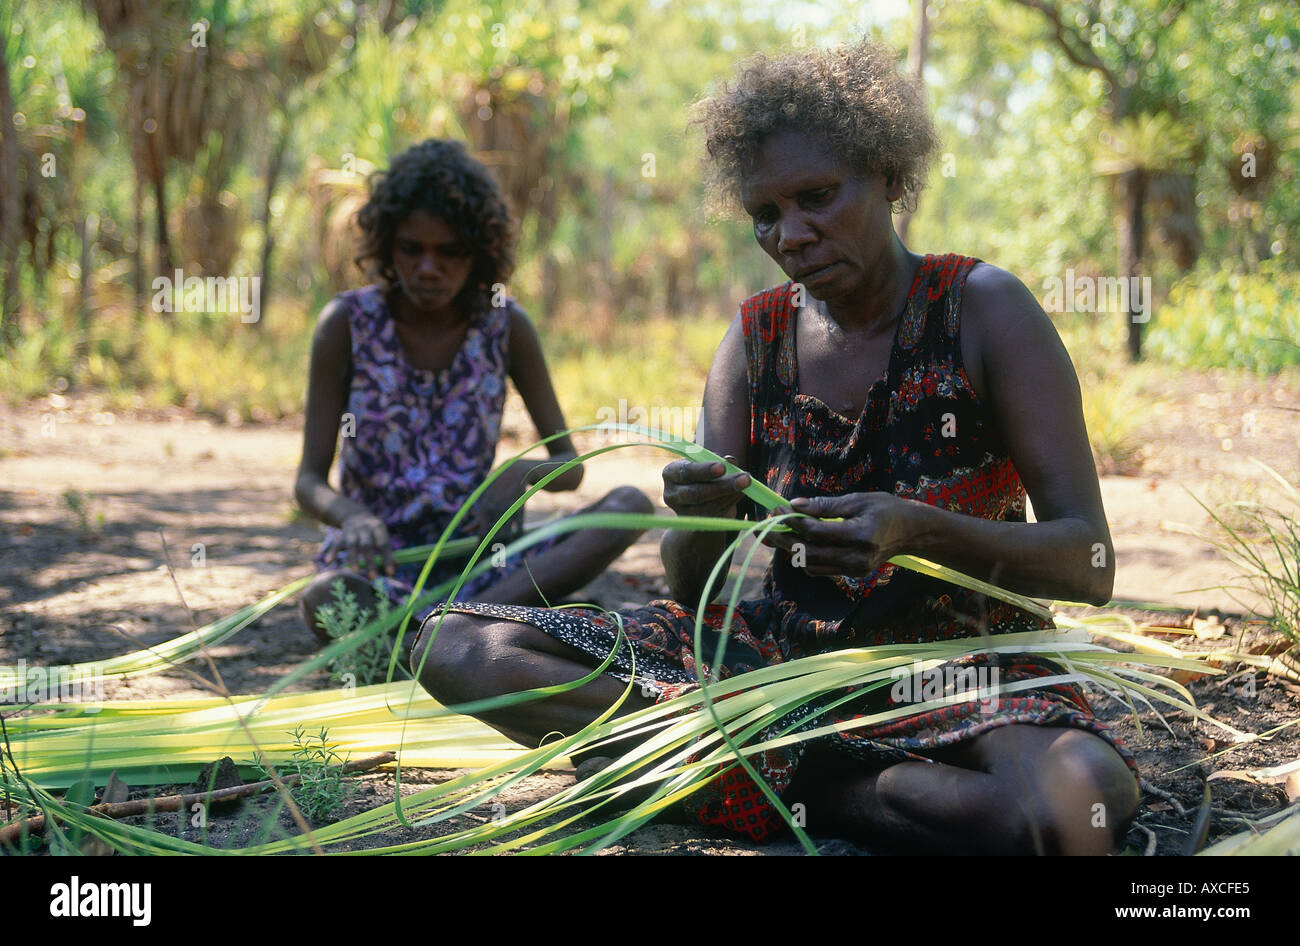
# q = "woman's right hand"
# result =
<box><xmin>335</xmin><ymin>512</ymin><xmax>396</xmax><ymax>579</ymax></box>
<box><xmin>661</xmin><ymin>455</ymin><xmax>752</xmax><ymax>519</ymax></box>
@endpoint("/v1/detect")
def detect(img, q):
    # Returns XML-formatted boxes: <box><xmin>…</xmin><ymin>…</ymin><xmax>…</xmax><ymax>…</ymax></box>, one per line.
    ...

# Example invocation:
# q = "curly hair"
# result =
<box><xmin>354</xmin><ymin>139</ymin><xmax>517</xmax><ymax>315</ymax></box>
<box><xmin>692</xmin><ymin>38</ymin><xmax>939</xmax><ymax>215</ymax></box>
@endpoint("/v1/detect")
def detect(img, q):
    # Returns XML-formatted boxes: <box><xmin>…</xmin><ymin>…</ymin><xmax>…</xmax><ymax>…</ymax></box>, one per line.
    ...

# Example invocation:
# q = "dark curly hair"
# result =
<box><xmin>692</xmin><ymin>38</ymin><xmax>939</xmax><ymax>215</ymax></box>
<box><xmin>354</xmin><ymin>139</ymin><xmax>517</xmax><ymax>315</ymax></box>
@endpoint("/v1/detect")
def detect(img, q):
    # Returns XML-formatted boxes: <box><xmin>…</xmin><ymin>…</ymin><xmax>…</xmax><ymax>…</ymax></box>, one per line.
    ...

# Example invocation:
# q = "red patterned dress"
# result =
<box><xmin>439</xmin><ymin>253</ymin><xmax>1135</xmax><ymax>841</ymax></box>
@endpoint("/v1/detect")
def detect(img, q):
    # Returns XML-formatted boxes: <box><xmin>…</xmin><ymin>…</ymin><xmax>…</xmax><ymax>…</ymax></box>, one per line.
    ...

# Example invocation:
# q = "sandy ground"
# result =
<box><xmin>2</xmin><ymin>369</ymin><xmax>1298</xmax><ymax>854</ymax></box>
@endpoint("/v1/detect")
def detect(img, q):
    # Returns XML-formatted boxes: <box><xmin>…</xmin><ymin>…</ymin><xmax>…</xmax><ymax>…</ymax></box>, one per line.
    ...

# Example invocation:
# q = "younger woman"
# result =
<box><xmin>295</xmin><ymin>138</ymin><xmax>651</xmax><ymax>639</ymax></box>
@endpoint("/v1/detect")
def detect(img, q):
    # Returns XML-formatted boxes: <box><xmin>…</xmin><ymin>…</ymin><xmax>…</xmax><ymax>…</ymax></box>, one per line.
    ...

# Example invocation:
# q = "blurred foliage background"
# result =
<box><xmin>1</xmin><ymin>0</ymin><xmax>1297</xmax><ymax>438</ymax></box>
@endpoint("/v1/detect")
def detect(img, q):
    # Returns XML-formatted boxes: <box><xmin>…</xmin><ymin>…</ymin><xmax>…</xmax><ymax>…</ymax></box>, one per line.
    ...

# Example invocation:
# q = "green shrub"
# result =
<box><xmin>314</xmin><ymin>578</ymin><xmax>398</xmax><ymax>688</ymax></box>
<box><xmin>1146</xmin><ymin>261</ymin><xmax>1300</xmax><ymax>373</ymax></box>
<box><xmin>258</xmin><ymin>725</ymin><xmax>351</xmax><ymax>824</ymax></box>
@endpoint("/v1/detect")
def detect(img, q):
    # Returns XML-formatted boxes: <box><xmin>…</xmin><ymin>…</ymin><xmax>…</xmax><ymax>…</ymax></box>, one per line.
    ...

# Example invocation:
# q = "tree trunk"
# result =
<box><xmin>536</xmin><ymin>173</ymin><xmax>562</xmax><ymax>319</ymax></box>
<box><xmin>1117</xmin><ymin>168</ymin><xmax>1148</xmax><ymax>362</ymax></box>
<box><xmin>597</xmin><ymin>169</ymin><xmax>615</xmax><ymax>331</ymax></box>
<box><xmin>77</xmin><ymin>212</ymin><xmax>98</xmax><ymax>356</ymax></box>
<box><xmin>133</xmin><ymin>165</ymin><xmax>145</xmax><ymax>310</ymax></box>
<box><xmin>152</xmin><ymin>172</ymin><xmax>172</xmax><ymax>278</ymax></box>
<box><xmin>256</xmin><ymin>123</ymin><xmax>290</xmax><ymax>329</ymax></box>
<box><xmin>0</xmin><ymin>27</ymin><xmax>23</xmax><ymax>348</ymax></box>
<box><xmin>893</xmin><ymin>0</ymin><xmax>930</xmax><ymax>243</ymax></box>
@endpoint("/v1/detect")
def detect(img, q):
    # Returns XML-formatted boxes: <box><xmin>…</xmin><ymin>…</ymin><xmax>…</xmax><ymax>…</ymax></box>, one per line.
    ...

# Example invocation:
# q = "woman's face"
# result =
<box><xmin>739</xmin><ymin>128</ymin><xmax>903</xmax><ymax>304</ymax></box>
<box><xmin>390</xmin><ymin>209</ymin><xmax>474</xmax><ymax>318</ymax></box>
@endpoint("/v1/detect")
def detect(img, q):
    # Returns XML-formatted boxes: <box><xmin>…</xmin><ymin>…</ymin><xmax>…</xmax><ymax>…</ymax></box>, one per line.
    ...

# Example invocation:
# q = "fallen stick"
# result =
<box><xmin>0</xmin><ymin>751</ymin><xmax>395</xmax><ymax>846</ymax></box>
<box><xmin>1140</xmin><ymin>779</ymin><xmax>1190</xmax><ymax>818</ymax></box>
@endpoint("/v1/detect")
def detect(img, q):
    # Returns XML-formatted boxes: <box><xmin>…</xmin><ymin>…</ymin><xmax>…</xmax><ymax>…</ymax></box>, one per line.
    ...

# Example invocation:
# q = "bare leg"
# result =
<box><xmin>785</xmin><ymin>724</ymin><xmax>1139</xmax><ymax>855</ymax></box>
<box><xmin>472</xmin><ymin>485</ymin><xmax>654</xmax><ymax>607</ymax></box>
<box><xmin>409</xmin><ymin>610</ymin><xmax>655</xmax><ymax>750</ymax></box>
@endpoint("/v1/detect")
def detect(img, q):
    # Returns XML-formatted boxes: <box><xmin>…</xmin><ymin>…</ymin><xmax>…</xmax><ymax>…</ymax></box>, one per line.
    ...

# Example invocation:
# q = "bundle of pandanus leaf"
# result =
<box><xmin>0</xmin><ymin>426</ymin><xmax>1277</xmax><ymax>854</ymax></box>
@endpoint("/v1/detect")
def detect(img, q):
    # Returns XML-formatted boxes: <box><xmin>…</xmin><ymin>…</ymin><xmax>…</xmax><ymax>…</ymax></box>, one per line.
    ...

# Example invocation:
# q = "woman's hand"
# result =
<box><xmin>762</xmin><ymin>492</ymin><xmax>915</xmax><ymax>578</ymax></box>
<box><xmin>334</xmin><ymin>511</ymin><xmax>396</xmax><ymax>579</ymax></box>
<box><xmin>662</xmin><ymin>455</ymin><xmax>752</xmax><ymax>520</ymax></box>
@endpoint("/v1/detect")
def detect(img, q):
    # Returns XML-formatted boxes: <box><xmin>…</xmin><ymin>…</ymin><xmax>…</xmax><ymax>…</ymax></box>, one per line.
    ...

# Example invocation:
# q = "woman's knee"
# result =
<box><xmin>599</xmin><ymin>485</ymin><xmax>654</xmax><ymax>515</ymax></box>
<box><xmin>409</xmin><ymin>613</ymin><xmax>545</xmax><ymax>703</ymax></box>
<box><xmin>970</xmin><ymin>725</ymin><xmax>1136</xmax><ymax>854</ymax></box>
<box><xmin>409</xmin><ymin>611</ymin><xmax>480</xmax><ymax>698</ymax></box>
<box><xmin>304</xmin><ymin>570</ymin><xmax>370</xmax><ymax>603</ymax></box>
<box><xmin>1020</xmin><ymin>730</ymin><xmax>1138</xmax><ymax>855</ymax></box>
<box><xmin>300</xmin><ymin>570</ymin><xmax>372</xmax><ymax>641</ymax></box>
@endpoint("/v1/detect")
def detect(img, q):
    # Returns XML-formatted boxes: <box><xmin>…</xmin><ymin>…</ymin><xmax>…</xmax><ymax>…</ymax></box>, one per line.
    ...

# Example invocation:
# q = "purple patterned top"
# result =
<box><xmin>315</xmin><ymin>284</ymin><xmax>511</xmax><ymax>574</ymax></box>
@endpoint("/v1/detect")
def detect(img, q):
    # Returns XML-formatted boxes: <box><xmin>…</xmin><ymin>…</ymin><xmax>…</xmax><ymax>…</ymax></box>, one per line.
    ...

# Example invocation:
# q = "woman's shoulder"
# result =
<box><xmin>739</xmin><ymin>280</ymin><xmax>797</xmax><ymax>313</ymax></box>
<box><xmin>738</xmin><ymin>280</ymin><xmax>798</xmax><ymax>346</ymax></box>
<box><xmin>468</xmin><ymin>296</ymin><xmax>523</xmax><ymax>352</ymax></box>
<box><xmin>331</xmin><ymin>284</ymin><xmax>388</xmax><ymax>316</ymax></box>
<box><xmin>903</xmin><ymin>255</ymin><xmax>1031</xmax><ymax>345</ymax></box>
<box><xmin>955</xmin><ymin>260</ymin><xmax>1066</xmax><ymax>398</ymax></box>
<box><xmin>959</xmin><ymin>262</ymin><xmax>1046</xmax><ymax>335</ymax></box>
<box><xmin>498</xmin><ymin>296</ymin><xmax>529</xmax><ymax>330</ymax></box>
<box><xmin>317</xmin><ymin>284</ymin><xmax>387</xmax><ymax>329</ymax></box>
<box><xmin>961</xmin><ymin>259</ymin><xmax>1019</xmax><ymax>295</ymax></box>
<box><xmin>495</xmin><ymin>297</ymin><xmax>540</xmax><ymax>369</ymax></box>
<box><xmin>310</xmin><ymin>286</ymin><xmax>401</xmax><ymax>378</ymax></box>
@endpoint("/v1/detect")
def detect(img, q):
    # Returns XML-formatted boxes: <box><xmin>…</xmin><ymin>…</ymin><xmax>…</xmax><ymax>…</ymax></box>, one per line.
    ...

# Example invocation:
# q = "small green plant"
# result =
<box><xmin>258</xmin><ymin>725</ymin><xmax>351</xmax><ymax>824</ymax></box>
<box><xmin>314</xmin><ymin>579</ymin><xmax>398</xmax><ymax>687</ymax></box>
<box><xmin>61</xmin><ymin>489</ymin><xmax>104</xmax><ymax>533</ymax></box>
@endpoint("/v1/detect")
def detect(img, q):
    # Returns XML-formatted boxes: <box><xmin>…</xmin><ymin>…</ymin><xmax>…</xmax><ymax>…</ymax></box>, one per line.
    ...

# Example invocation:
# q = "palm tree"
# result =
<box><xmin>83</xmin><ymin>1</ymin><xmax>213</xmax><ymax>293</ymax></box>
<box><xmin>0</xmin><ymin>15</ymin><xmax>23</xmax><ymax>346</ymax></box>
<box><xmin>1011</xmin><ymin>0</ymin><xmax>1200</xmax><ymax>361</ymax></box>
<box><xmin>1092</xmin><ymin>112</ymin><xmax>1198</xmax><ymax>359</ymax></box>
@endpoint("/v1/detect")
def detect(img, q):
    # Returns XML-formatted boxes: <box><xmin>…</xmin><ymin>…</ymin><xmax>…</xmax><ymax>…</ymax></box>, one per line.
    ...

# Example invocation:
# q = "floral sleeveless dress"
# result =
<box><xmin>438</xmin><ymin>255</ymin><xmax>1136</xmax><ymax>841</ymax></box>
<box><xmin>314</xmin><ymin>285</ymin><xmax>546</xmax><ymax>613</ymax></box>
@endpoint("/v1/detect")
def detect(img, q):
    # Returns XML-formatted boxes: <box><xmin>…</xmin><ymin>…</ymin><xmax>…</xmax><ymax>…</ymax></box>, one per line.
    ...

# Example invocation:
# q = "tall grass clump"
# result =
<box><xmin>1196</xmin><ymin>461</ymin><xmax>1300</xmax><ymax>655</ymax></box>
<box><xmin>541</xmin><ymin>317</ymin><xmax>723</xmax><ymax>436</ymax></box>
<box><xmin>0</xmin><ymin>318</ymin><xmax>81</xmax><ymax>401</ymax></box>
<box><xmin>1049</xmin><ymin>314</ymin><xmax>1148</xmax><ymax>474</ymax></box>
<box><xmin>1079</xmin><ymin>366</ymin><xmax>1147</xmax><ymax>475</ymax></box>
<box><xmin>1</xmin><ymin>297</ymin><xmax>312</xmax><ymax>420</ymax></box>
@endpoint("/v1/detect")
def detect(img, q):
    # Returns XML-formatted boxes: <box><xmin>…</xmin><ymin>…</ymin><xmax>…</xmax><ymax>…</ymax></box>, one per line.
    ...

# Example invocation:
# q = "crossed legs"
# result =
<box><xmin>410</xmin><ymin>610</ymin><xmax>1139</xmax><ymax>854</ymax></box>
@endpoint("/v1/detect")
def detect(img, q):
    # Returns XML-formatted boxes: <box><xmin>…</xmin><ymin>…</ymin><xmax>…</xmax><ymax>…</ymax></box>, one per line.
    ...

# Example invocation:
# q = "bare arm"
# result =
<box><xmin>505</xmin><ymin>305</ymin><xmax>583</xmax><ymax>491</ymax></box>
<box><xmin>295</xmin><ymin>298</ymin><xmax>360</xmax><ymax>525</ymax></box>
<box><xmin>661</xmin><ymin>313</ymin><xmax>756</xmax><ymax>605</ymax></box>
<box><xmin>293</xmin><ymin>299</ymin><xmax>393</xmax><ymax>575</ymax></box>
<box><xmin>935</xmin><ymin>262</ymin><xmax>1114</xmax><ymax>602</ymax></box>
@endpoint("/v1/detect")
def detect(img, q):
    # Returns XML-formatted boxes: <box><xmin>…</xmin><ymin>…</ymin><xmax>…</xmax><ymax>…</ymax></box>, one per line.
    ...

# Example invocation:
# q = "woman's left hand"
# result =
<box><xmin>761</xmin><ymin>492</ymin><xmax>916</xmax><ymax>578</ymax></box>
